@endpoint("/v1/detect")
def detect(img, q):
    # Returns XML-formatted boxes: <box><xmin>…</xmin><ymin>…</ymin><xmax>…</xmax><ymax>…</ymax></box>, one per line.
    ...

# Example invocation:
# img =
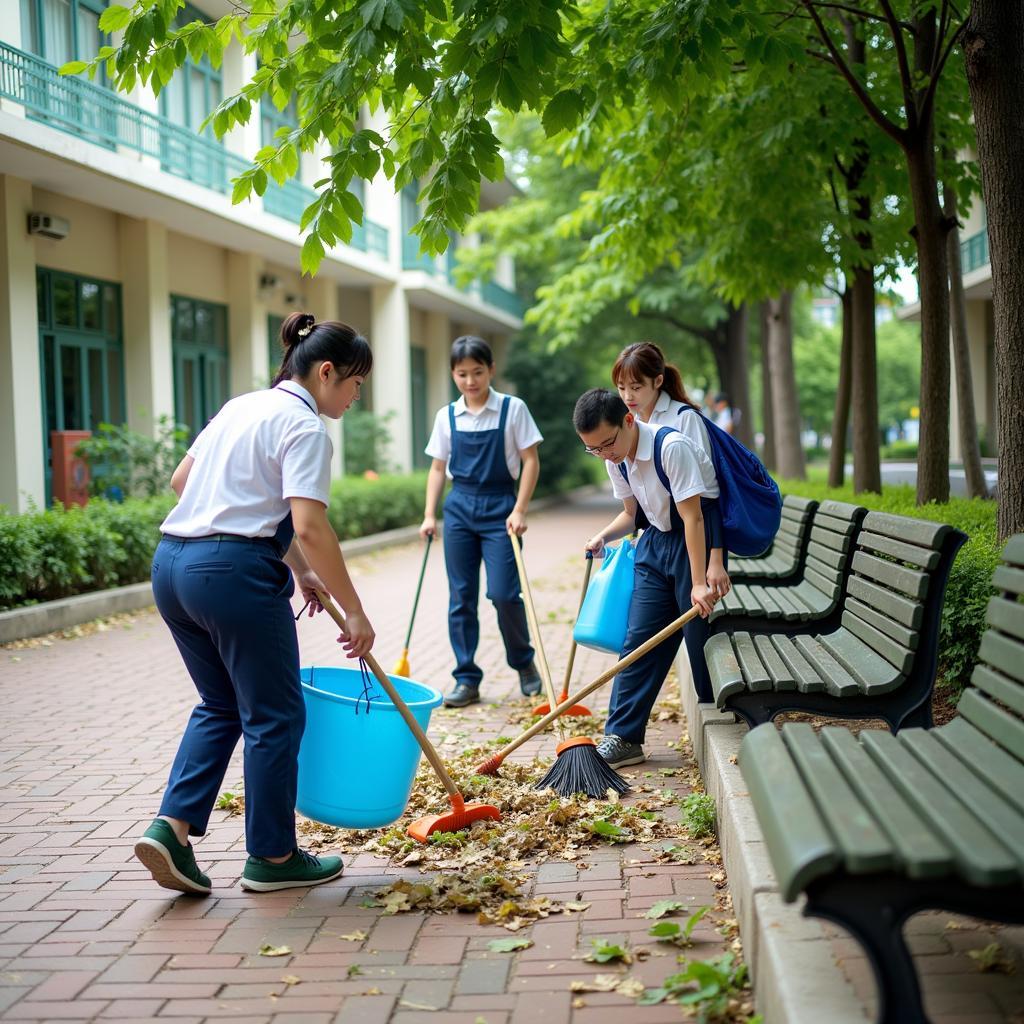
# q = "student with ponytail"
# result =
<box><xmin>136</xmin><ymin>313</ymin><xmax>373</xmax><ymax>897</ymax></box>
<box><xmin>610</xmin><ymin>342</ymin><xmax>730</xmax><ymax>705</ymax></box>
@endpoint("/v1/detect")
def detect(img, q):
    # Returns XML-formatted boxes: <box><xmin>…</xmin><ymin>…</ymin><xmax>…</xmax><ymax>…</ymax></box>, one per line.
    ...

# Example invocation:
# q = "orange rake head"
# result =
<box><xmin>532</xmin><ymin>698</ymin><xmax>591</xmax><ymax>717</ymax></box>
<box><xmin>407</xmin><ymin>793</ymin><xmax>501</xmax><ymax>843</ymax></box>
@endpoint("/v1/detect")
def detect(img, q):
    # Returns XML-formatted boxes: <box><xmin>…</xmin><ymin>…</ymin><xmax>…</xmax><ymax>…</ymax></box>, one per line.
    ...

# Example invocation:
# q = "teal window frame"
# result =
<box><xmin>171</xmin><ymin>295</ymin><xmax>230</xmax><ymax>442</ymax></box>
<box><xmin>36</xmin><ymin>266</ymin><xmax>124</xmax><ymax>502</ymax></box>
<box><xmin>20</xmin><ymin>0</ymin><xmax>108</xmax><ymax>64</ymax></box>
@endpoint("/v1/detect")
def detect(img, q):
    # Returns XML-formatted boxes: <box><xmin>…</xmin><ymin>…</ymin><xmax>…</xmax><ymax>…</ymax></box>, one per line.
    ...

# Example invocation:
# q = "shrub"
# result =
<box><xmin>880</xmin><ymin>439</ymin><xmax>919</xmax><ymax>460</ymax></box>
<box><xmin>75</xmin><ymin>417</ymin><xmax>188</xmax><ymax>499</ymax></box>
<box><xmin>328</xmin><ymin>472</ymin><xmax>429</xmax><ymax>541</ymax></box>
<box><xmin>776</xmin><ymin>476</ymin><xmax>999</xmax><ymax>696</ymax></box>
<box><xmin>343</xmin><ymin>410</ymin><xmax>398</xmax><ymax>476</ymax></box>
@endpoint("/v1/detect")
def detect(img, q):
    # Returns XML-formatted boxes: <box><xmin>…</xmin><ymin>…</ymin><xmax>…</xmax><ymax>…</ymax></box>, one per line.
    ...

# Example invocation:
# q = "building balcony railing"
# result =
<box><xmin>481</xmin><ymin>280</ymin><xmax>525</xmax><ymax>318</ymax></box>
<box><xmin>0</xmin><ymin>41</ymin><xmax>388</xmax><ymax>259</ymax></box>
<box><xmin>960</xmin><ymin>228</ymin><xmax>989</xmax><ymax>275</ymax></box>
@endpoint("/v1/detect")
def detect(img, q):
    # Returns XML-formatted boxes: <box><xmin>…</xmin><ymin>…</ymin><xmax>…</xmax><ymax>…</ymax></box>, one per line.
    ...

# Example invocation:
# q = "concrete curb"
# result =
<box><xmin>675</xmin><ymin>650</ymin><xmax>867</xmax><ymax>1024</ymax></box>
<box><xmin>0</xmin><ymin>485</ymin><xmax>600</xmax><ymax>644</ymax></box>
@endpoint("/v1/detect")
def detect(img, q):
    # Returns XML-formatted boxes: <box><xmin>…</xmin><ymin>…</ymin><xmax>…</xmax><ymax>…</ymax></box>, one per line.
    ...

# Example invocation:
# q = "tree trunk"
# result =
<box><xmin>766</xmin><ymin>291</ymin><xmax>805</xmax><ymax>480</ymax></box>
<box><xmin>725</xmin><ymin>303</ymin><xmax>755</xmax><ymax>449</ymax></box>
<box><xmin>965</xmin><ymin>0</ymin><xmax>1023</xmax><ymax>538</ymax></box>
<box><xmin>850</xmin><ymin>264</ymin><xmax>881</xmax><ymax>493</ymax></box>
<box><xmin>943</xmin><ymin>175</ymin><xmax>990</xmax><ymax>499</ymax></box>
<box><xmin>760</xmin><ymin>300</ymin><xmax>776</xmax><ymax>472</ymax></box>
<box><xmin>707</xmin><ymin>327</ymin><xmax>730</xmax><ymax>400</ymax></box>
<box><xmin>828</xmin><ymin>287</ymin><xmax>853</xmax><ymax>488</ymax></box>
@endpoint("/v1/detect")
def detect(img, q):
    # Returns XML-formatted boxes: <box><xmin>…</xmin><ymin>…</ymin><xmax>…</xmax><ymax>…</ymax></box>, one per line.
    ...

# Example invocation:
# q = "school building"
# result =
<box><xmin>0</xmin><ymin>0</ymin><xmax>524</xmax><ymax>513</ymax></box>
<box><xmin>898</xmin><ymin>194</ymin><xmax>998</xmax><ymax>463</ymax></box>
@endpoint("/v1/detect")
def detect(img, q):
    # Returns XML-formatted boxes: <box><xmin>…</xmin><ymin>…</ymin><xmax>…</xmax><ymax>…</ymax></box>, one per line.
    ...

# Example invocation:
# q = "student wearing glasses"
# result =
<box><xmin>573</xmin><ymin>388</ymin><xmax>718</xmax><ymax>769</ymax></box>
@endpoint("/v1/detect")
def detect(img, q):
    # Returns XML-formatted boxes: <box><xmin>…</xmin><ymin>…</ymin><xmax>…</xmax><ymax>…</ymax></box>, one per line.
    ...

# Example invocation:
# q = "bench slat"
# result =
<box><xmin>812</xmin><ymin>513</ymin><xmax>862</xmax><ymax>538</ymax></box>
<box><xmin>860</xmin><ymin>511</ymin><xmax>953</xmax><ymax>549</ymax></box>
<box><xmin>992</xmin><ymin>565</ymin><xmax>1024</xmax><ymax>596</ymax></box>
<box><xmin>739</xmin><ymin>725</ymin><xmax>841</xmax><ymax>902</ymax></box>
<box><xmin>852</xmin><ymin>551</ymin><xmax>929</xmax><ymax>601</ymax></box>
<box><xmin>769</xmin><ymin>586</ymin><xmax>804</xmax><ymax>619</ymax></box>
<box><xmin>706</xmin><ymin>633</ymin><xmax>744</xmax><ymax>705</ymax></box>
<box><xmin>734</xmin><ymin>632</ymin><xmax>773</xmax><ymax>692</ymax></box>
<box><xmin>935</xmin><ymin>718</ymin><xmax>1024</xmax><ymax>816</ymax></box>
<box><xmin>819</xmin><ymin>627</ymin><xmax>903</xmax><ymax>693</ymax></box>
<box><xmin>732</xmin><ymin>583</ymin><xmax>768</xmax><ymax>617</ymax></box>
<box><xmin>985</xmin><ymin>595</ymin><xmax>1024</xmax><ymax>642</ymax></box>
<box><xmin>856</xmin><ymin>530</ymin><xmax>942</xmax><ymax>570</ymax></box>
<box><xmin>754</xmin><ymin>587</ymin><xmax>784</xmax><ymax>619</ymax></box>
<box><xmin>806</xmin><ymin>541</ymin><xmax>847</xmax><ymax>572</ymax></box>
<box><xmin>1002</xmin><ymin>535</ymin><xmax>1024</xmax><ymax>568</ymax></box>
<box><xmin>971</xmin><ymin>664</ymin><xmax>1024</xmax><ymax>717</ymax></box>
<box><xmin>821</xmin><ymin>728</ymin><xmax>952</xmax><ymax>878</ymax></box>
<box><xmin>789</xmin><ymin>581</ymin><xmax>833</xmax><ymax>618</ymax></box>
<box><xmin>958</xmin><ymin>688</ymin><xmax>1024</xmax><ymax>761</ymax></box>
<box><xmin>784</xmin><ymin>495</ymin><xmax>818</xmax><ymax>515</ymax></box>
<box><xmin>861</xmin><ymin>731</ymin><xmax>1019</xmax><ymax>886</ymax></box>
<box><xmin>771</xmin><ymin>635</ymin><xmax>825</xmax><ymax>692</ymax></box>
<box><xmin>818</xmin><ymin>499</ymin><xmax>866</xmax><ymax>522</ymax></box>
<box><xmin>804</xmin><ymin>565</ymin><xmax>842</xmax><ymax>601</ymax></box>
<box><xmin>781</xmin><ymin>723</ymin><xmax>897</xmax><ymax>873</ymax></box>
<box><xmin>840</xmin><ymin>611</ymin><xmax>915</xmax><ymax>675</ymax></box>
<box><xmin>846</xmin><ymin>575</ymin><xmax>924</xmax><ymax>630</ymax></box>
<box><xmin>794</xmin><ymin>635</ymin><xmax>861</xmax><ymax>697</ymax></box>
<box><xmin>845</xmin><ymin>597</ymin><xmax>919</xmax><ymax>651</ymax></box>
<box><xmin>901</xmin><ymin>730</ymin><xmax>1024</xmax><ymax>874</ymax></box>
<box><xmin>812</xmin><ymin>527</ymin><xmax>853</xmax><ymax>555</ymax></box>
<box><xmin>978</xmin><ymin>631</ymin><xmax>1024</xmax><ymax>688</ymax></box>
<box><xmin>754</xmin><ymin>633</ymin><xmax>797</xmax><ymax>690</ymax></box>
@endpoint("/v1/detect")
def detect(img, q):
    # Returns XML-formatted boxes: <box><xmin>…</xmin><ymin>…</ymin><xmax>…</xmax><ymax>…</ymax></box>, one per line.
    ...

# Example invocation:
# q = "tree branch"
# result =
<box><xmin>876</xmin><ymin>0</ymin><xmax>918</xmax><ymax>132</ymax></box>
<box><xmin>637</xmin><ymin>310</ymin><xmax>717</xmax><ymax>344</ymax></box>
<box><xmin>921</xmin><ymin>15</ymin><xmax>968</xmax><ymax>127</ymax></box>
<box><xmin>802</xmin><ymin>1</ymin><xmax>907</xmax><ymax>147</ymax></box>
<box><xmin>808</xmin><ymin>1</ymin><xmax>912</xmax><ymax>29</ymax></box>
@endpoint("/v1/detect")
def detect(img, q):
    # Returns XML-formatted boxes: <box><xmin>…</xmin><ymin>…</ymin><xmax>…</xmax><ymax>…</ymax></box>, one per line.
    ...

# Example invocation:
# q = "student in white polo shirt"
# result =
<box><xmin>420</xmin><ymin>336</ymin><xmax>544</xmax><ymax>708</ymax></box>
<box><xmin>573</xmin><ymin>388</ymin><xmax>718</xmax><ymax>769</ymax></box>
<box><xmin>135</xmin><ymin>313</ymin><xmax>374</xmax><ymax>897</ymax></box>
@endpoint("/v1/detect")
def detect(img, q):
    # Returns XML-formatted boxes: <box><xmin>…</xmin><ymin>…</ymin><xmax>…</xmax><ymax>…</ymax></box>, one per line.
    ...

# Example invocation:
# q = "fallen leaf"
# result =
<box><xmin>363</xmin><ymin>986</ymin><xmax>382</xmax><ymax>995</ymax></box>
<box><xmin>572</xmin><ymin>997</ymin><xmax>586</xmax><ymax>1009</ymax></box>
<box><xmin>281</xmin><ymin>975</ymin><xmax>300</xmax><ymax>986</ymax></box>
<box><xmin>258</xmin><ymin>944</ymin><xmax>291</xmax><ymax>957</ymax></box>
<box><xmin>339</xmin><ymin>930</ymin><xmax>367</xmax><ymax>941</ymax></box>
<box><xmin>644</xmin><ymin>899</ymin><xmax>685</xmax><ymax>919</ymax></box>
<box><xmin>565</xmin><ymin>901</ymin><xmax>591</xmax><ymax>912</ymax></box>
<box><xmin>488</xmin><ymin>937</ymin><xmax>533</xmax><ymax>953</ymax></box>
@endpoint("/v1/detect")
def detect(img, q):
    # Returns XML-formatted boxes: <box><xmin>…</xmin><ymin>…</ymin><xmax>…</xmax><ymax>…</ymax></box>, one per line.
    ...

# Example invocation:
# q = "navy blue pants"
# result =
<box><xmin>152</xmin><ymin>536</ymin><xmax>304</xmax><ymax>857</ymax></box>
<box><xmin>605</xmin><ymin>517</ymin><xmax>715</xmax><ymax>745</ymax></box>
<box><xmin>442</xmin><ymin>488</ymin><xmax>534</xmax><ymax>689</ymax></box>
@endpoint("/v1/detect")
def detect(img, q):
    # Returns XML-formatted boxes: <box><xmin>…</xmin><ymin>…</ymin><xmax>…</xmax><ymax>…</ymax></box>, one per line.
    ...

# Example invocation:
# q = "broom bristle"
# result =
<box><xmin>535</xmin><ymin>742</ymin><xmax>630</xmax><ymax>799</ymax></box>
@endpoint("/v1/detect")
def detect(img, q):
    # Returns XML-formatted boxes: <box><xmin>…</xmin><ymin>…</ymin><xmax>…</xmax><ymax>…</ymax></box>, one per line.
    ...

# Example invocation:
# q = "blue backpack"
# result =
<box><xmin>618</xmin><ymin>416</ymin><xmax>782</xmax><ymax>557</ymax></box>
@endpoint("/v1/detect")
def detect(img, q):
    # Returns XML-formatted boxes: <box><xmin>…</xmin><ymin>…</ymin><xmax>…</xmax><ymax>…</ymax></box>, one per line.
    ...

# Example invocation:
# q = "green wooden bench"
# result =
<box><xmin>710</xmin><ymin>500</ymin><xmax>867</xmax><ymax>634</ymax></box>
<box><xmin>706</xmin><ymin>511</ymin><xmax>966</xmax><ymax>731</ymax></box>
<box><xmin>737</xmin><ymin>534</ymin><xmax>1024</xmax><ymax>1024</ymax></box>
<box><xmin>728</xmin><ymin>495</ymin><xmax>818</xmax><ymax>582</ymax></box>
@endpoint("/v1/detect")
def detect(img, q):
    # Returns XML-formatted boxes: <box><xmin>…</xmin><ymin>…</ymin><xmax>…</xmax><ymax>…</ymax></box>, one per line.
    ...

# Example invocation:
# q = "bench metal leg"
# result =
<box><xmin>804</xmin><ymin>873</ymin><xmax>1024</xmax><ymax>1024</ymax></box>
<box><xmin>726</xmin><ymin>688</ymin><xmax>927</xmax><ymax>734</ymax></box>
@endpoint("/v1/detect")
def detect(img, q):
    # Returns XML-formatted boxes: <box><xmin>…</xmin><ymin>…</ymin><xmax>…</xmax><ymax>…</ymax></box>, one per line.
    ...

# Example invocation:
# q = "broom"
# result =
<box><xmin>475</xmin><ymin>603</ymin><xmax>703</xmax><ymax>777</ymax></box>
<box><xmin>394</xmin><ymin>533</ymin><xmax>432</xmax><ymax>677</ymax></box>
<box><xmin>315</xmin><ymin>590</ymin><xmax>501</xmax><ymax>843</ymax></box>
<box><xmin>508</xmin><ymin>534</ymin><xmax>628</xmax><ymax>799</ymax></box>
<box><xmin>532</xmin><ymin>552</ymin><xmax>593</xmax><ymax>717</ymax></box>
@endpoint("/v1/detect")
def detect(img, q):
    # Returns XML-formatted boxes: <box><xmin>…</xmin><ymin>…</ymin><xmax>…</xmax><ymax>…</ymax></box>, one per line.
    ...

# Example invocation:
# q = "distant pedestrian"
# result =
<box><xmin>712</xmin><ymin>392</ymin><xmax>735</xmax><ymax>435</ymax></box>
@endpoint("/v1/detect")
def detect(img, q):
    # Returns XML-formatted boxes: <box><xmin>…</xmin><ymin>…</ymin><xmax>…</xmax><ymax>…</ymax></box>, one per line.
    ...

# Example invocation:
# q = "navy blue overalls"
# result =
<box><xmin>442</xmin><ymin>395</ymin><xmax>534</xmax><ymax>689</ymax></box>
<box><xmin>606</xmin><ymin>427</ymin><xmax>721</xmax><ymax>743</ymax></box>
<box><xmin>151</xmin><ymin>388</ymin><xmax>311</xmax><ymax>858</ymax></box>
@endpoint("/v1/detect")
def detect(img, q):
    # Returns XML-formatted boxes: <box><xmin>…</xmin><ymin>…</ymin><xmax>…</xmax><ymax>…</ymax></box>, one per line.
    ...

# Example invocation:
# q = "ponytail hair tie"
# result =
<box><xmin>297</xmin><ymin>314</ymin><xmax>315</xmax><ymax>339</ymax></box>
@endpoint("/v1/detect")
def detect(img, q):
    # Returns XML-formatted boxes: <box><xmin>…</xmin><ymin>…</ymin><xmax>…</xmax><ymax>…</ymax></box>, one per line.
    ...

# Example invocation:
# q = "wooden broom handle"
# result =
<box><xmin>487</xmin><ymin>603</ymin><xmax>704</xmax><ymax>762</ymax></box>
<box><xmin>560</xmin><ymin>553</ymin><xmax>593</xmax><ymax>698</ymax></box>
<box><xmin>314</xmin><ymin>591</ymin><xmax>461</xmax><ymax>800</ymax></box>
<box><xmin>508</xmin><ymin>532</ymin><xmax>562</xmax><ymax>733</ymax></box>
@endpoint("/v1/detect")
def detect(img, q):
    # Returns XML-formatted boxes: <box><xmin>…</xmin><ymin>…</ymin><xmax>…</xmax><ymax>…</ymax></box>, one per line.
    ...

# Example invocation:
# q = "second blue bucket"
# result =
<box><xmin>296</xmin><ymin>666</ymin><xmax>442</xmax><ymax>829</ymax></box>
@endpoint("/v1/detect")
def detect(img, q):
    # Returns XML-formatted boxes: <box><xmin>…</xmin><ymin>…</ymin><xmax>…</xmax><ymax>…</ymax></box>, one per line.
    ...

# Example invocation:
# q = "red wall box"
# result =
<box><xmin>50</xmin><ymin>430</ymin><xmax>92</xmax><ymax>508</ymax></box>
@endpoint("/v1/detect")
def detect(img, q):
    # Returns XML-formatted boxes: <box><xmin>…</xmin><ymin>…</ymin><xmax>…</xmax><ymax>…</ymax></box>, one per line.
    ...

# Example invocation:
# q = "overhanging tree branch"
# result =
<box><xmin>877</xmin><ymin>0</ymin><xmax>918</xmax><ymax>131</ymax></box>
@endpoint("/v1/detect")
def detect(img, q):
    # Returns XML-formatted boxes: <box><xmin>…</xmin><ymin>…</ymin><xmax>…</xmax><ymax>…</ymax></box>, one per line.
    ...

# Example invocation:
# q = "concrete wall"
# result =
<box><xmin>32</xmin><ymin>190</ymin><xmax>120</xmax><ymax>282</ymax></box>
<box><xmin>167</xmin><ymin>232</ymin><xmax>228</xmax><ymax>302</ymax></box>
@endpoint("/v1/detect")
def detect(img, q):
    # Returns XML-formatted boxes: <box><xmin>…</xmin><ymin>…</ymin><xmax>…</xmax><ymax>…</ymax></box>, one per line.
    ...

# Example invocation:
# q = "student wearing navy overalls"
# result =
<box><xmin>135</xmin><ymin>313</ymin><xmax>375</xmax><ymax>897</ymax></box>
<box><xmin>574</xmin><ymin>388</ymin><xmax>718</xmax><ymax>769</ymax></box>
<box><xmin>421</xmin><ymin>336</ymin><xmax>544</xmax><ymax>708</ymax></box>
<box><xmin>611</xmin><ymin>342</ymin><xmax>731</xmax><ymax>709</ymax></box>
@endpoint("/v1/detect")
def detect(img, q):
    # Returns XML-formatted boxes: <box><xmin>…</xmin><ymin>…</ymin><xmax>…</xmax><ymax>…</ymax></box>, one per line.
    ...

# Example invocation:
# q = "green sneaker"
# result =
<box><xmin>134</xmin><ymin>819</ymin><xmax>212</xmax><ymax>896</ymax></box>
<box><xmin>240</xmin><ymin>849</ymin><xmax>344</xmax><ymax>892</ymax></box>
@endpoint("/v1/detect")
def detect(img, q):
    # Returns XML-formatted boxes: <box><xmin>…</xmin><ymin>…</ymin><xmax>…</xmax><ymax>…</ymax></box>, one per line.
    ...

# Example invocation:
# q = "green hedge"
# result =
<box><xmin>777</xmin><ymin>476</ymin><xmax>1000</xmax><ymax>696</ymax></box>
<box><xmin>0</xmin><ymin>496</ymin><xmax>175</xmax><ymax>610</ymax></box>
<box><xmin>327</xmin><ymin>472</ymin><xmax>429</xmax><ymax>540</ymax></box>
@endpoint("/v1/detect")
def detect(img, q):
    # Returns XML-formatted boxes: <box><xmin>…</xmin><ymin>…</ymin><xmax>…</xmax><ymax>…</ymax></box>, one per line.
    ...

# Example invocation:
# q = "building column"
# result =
<box><xmin>370</xmin><ymin>284</ymin><xmax>412</xmax><ymax>473</ymax></box>
<box><xmin>306</xmin><ymin>276</ymin><xmax>345</xmax><ymax>478</ymax></box>
<box><xmin>118</xmin><ymin>216</ymin><xmax>173</xmax><ymax>438</ymax></box>
<box><xmin>227</xmin><ymin>251</ymin><xmax>267</xmax><ymax>395</ymax></box>
<box><xmin>425</xmin><ymin>310</ymin><xmax>452</xmax><ymax>415</ymax></box>
<box><xmin>0</xmin><ymin>176</ymin><xmax>44</xmax><ymax>510</ymax></box>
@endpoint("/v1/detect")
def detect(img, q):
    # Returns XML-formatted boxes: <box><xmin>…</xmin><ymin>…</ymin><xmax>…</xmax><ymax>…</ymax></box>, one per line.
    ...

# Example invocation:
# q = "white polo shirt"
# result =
<box><xmin>607</xmin><ymin>420</ymin><xmax>718</xmax><ymax>532</ymax></box>
<box><xmin>647</xmin><ymin>392</ymin><xmax>719</xmax><ymax>499</ymax></box>
<box><xmin>425</xmin><ymin>388</ymin><xmax>543</xmax><ymax>480</ymax></box>
<box><xmin>161</xmin><ymin>381</ymin><xmax>333</xmax><ymax>538</ymax></box>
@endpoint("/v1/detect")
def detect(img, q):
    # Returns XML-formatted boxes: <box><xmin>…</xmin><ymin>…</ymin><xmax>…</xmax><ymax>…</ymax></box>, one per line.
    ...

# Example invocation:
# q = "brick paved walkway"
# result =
<box><xmin>0</xmin><ymin>494</ymin><xmax>736</xmax><ymax>1023</ymax></box>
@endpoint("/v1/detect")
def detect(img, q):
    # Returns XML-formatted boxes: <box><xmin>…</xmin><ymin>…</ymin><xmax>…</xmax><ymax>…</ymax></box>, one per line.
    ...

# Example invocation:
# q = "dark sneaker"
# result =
<box><xmin>596</xmin><ymin>734</ymin><xmax>646</xmax><ymax>769</ymax></box>
<box><xmin>241</xmin><ymin>849</ymin><xmax>344</xmax><ymax>892</ymax></box>
<box><xmin>134</xmin><ymin>818</ymin><xmax>212</xmax><ymax>896</ymax></box>
<box><xmin>443</xmin><ymin>683</ymin><xmax>481</xmax><ymax>708</ymax></box>
<box><xmin>517</xmin><ymin>663</ymin><xmax>542</xmax><ymax>697</ymax></box>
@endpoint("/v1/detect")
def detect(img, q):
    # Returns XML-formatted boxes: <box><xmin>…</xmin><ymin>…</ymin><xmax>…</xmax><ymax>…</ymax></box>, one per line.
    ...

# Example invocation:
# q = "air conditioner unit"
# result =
<box><xmin>27</xmin><ymin>213</ymin><xmax>70</xmax><ymax>240</ymax></box>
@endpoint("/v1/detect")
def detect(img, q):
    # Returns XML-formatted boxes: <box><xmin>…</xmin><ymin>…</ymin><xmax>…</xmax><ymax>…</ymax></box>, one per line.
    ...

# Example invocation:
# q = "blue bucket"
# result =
<box><xmin>296</xmin><ymin>667</ymin><xmax>443</xmax><ymax>829</ymax></box>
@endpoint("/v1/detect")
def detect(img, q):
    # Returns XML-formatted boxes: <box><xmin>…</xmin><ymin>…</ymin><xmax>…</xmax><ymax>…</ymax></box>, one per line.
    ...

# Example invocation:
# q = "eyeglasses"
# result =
<box><xmin>582</xmin><ymin>429</ymin><xmax>620</xmax><ymax>456</ymax></box>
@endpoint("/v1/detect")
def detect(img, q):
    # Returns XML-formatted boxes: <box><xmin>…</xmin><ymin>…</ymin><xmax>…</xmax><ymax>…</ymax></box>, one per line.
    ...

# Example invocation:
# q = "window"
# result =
<box><xmin>171</xmin><ymin>295</ymin><xmax>229</xmax><ymax>441</ymax></box>
<box><xmin>21</xmin><ymin>0</ymin><xmax>107</xmax><ymax>66</ymax></box>
<box><xmin>36</xmin><ymin>267</ymin><xmax>124</xmax><ymax>500</ymax></box>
